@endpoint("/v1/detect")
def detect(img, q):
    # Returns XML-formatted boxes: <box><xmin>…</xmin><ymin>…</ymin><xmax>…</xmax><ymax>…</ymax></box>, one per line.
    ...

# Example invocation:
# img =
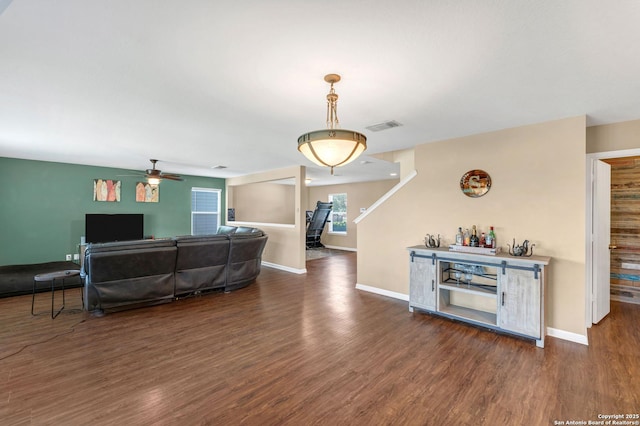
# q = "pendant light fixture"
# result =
<box><xmin>297</xmin><ymin>74</ymin><xmax>367</xmax><ymax>174</ymax></box>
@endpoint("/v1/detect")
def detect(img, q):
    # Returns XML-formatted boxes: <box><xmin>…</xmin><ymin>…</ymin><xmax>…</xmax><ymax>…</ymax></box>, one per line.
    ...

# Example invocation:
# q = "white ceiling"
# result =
<box><xmin>2</xmin><ymin>1</ymin><xmax>640</xmax><ymax>186</ymax></box>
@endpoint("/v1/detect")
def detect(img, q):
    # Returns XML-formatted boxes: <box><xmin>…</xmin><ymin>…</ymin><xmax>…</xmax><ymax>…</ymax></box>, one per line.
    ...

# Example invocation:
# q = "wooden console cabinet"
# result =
<box><xmin>407</xmin><ymin>246</ymin><xmax>550</xmax><ymax>347</ymax></box>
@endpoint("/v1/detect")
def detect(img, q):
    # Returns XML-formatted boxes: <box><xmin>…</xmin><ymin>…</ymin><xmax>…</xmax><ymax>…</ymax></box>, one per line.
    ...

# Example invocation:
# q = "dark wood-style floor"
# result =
<box><xmin>1</xmin><ymin>252</ymin><xmax>639</xmax><ymax>425</ymax></box>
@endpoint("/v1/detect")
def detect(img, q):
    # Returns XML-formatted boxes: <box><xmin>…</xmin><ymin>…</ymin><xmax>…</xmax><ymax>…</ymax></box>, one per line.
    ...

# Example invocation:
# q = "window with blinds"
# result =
<box><xmin>191</xmin><ymin>188</ymin><xmax>221</xmax><ymax>235</ymax></box>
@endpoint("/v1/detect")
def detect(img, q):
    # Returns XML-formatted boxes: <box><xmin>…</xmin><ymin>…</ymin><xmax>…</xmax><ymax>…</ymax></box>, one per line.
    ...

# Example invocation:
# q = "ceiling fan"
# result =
<box><xmin>144</xmin><ymin>159</ymin><xmax>184</xmax><ymax>183</ymax></box>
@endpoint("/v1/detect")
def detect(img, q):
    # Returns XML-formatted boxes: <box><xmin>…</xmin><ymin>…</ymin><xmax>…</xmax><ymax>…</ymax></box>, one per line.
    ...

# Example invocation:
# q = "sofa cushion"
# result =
<box><xmin>229</xmin><ymin>226</ymin><xmax>264</xmax><ymax>239</ymax></box>
<box><xmin>89</xmin><ymin>273</ymin><xmax>175</xmax><ymax>310</ymax></box>
<box><xmin>174</xmin><ymin>234</ymin><xmax>230</xmax><ymax>294</ymax></box>
<box><xmin>174</xmin><ymin>234</ymin><xmax>228</xmax><ymax>243</ymax></box>
<box><xmin>226</xmin><ymin>234</ymin><xmax>268</xmax><ymax>291</ymax></box>
<box><xmin>86</xmin><ymin>239</ymin><xmax>176</xmax><ymax>254</ymax></box>
<box><xmin>175</xmin><ymin>235</ymin><xmax>230</xmax><ymax>269</ymax></box>
<box><xmin>87</xmin><ymin>246</ymin><xmax>177</xmax><ymax>282</ymax></box>
<box><xmin>84</xmin><ymin>241</ymin><xmax>177</xmax><ymax>311</ymax></box>
<box><xmin>234</xmin><ymin>226</ymin><xmax>262</xmax><ymax>235</ymax></box>
<box><xmin>216</xmin><ymin>226</ymin><xmax>237</xmax><ymax>235</ymax></box>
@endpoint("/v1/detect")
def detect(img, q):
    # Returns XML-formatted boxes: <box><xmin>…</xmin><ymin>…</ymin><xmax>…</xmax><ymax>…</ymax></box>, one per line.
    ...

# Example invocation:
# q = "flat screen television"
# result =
<box><xmin>85</xmin><ymin>214</ymin><xmax>144</xmax><ymax>244</ymax></box>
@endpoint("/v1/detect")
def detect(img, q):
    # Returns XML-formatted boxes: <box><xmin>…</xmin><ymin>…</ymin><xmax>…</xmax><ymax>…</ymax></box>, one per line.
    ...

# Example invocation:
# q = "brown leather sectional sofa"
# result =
<box><xmin>82</xmin><ymin>227</ymin><xmax>267</xmax><ymax>313</ymax></box>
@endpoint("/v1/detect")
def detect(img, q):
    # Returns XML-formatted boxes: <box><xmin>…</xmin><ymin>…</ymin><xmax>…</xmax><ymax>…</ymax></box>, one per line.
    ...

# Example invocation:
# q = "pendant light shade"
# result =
<box><xmin>298</xmin><ymin>74</ymin><xmax>367</xmax><ymax>174</ymax></box>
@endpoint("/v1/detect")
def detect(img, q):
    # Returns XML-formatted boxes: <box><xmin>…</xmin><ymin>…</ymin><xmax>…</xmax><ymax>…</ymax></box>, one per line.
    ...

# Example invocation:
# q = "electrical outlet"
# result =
<box><xmin>73</xmin><ymin>254</ymin><xmax>79</xmax><ymax>261</ymax></box>
<box><xmin>65</xmin><ymin>254</ymin><xmax>72</xmax><ymax>261</ymax></box>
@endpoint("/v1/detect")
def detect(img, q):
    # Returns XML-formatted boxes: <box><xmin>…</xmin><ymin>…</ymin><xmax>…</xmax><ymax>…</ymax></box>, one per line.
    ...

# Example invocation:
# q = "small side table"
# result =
<box><xmin>32</xmin><ymin>270</ymin><xmax>80</xmax><ymax>319</ymax></box>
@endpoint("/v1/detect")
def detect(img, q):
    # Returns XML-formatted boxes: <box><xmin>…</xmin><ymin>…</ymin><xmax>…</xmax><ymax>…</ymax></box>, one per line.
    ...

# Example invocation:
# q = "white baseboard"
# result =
<box><xmin>323</xmin><ymin>245</ymin><xmax>357</xmax><ymax>252</ymax></box>
<box><xmin>546</xmin><ymin>327</ymin><xmax>589</xmax><ymax>346</ymax></box>
<box><xmin>355</xmin><ymin>283</ymin><xmax>409</xmax><ymax>302</ymax></box>
<box><xmin>355</xmin><ymin>283</ymin><xmax>590</xmax><ymax>346</ymax></box>
<box><xmin>261</xmin><ymin>261</ymin><xmax>306</xmax><ymax>275</ymax></box>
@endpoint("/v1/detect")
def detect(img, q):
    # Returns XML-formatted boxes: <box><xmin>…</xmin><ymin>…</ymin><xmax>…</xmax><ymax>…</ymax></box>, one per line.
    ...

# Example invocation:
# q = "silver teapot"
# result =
<box><xmin>508</xmin><ymin>239</ymin><xmax>535</xmax><ymax>257</ymax></box>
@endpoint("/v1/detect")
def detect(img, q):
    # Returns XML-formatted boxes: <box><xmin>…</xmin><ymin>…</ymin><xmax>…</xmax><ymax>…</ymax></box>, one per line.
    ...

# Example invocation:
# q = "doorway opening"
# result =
<box><xmin>602</xmin><ymin>156</ymin><xmax>640</xmax><ymax>305</ymax></box>
<box><xmin>586</xmin><ymin>148</ymin><xmax>640</xmax><ymax>329</ymax></box>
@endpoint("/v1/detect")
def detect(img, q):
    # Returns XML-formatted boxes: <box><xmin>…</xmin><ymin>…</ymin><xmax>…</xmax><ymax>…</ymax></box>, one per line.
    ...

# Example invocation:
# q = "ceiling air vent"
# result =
<box><xmin>365</xmin><ymin>120</ymin><xmax>402</xmax><ymax>132</ymax></box>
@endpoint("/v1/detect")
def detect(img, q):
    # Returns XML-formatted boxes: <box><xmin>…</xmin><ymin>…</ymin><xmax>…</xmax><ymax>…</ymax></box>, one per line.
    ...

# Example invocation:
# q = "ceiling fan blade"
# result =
<box><xmin>161</xmin><ymin>175</ymin><xmax>184</xmax><ymax>181</ymax></box>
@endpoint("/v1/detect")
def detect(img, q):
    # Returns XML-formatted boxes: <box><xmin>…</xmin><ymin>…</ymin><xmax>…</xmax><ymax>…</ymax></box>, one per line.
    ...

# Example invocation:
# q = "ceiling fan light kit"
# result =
<box><xmin>298</xmin><ymin>74</ymin><xmax>367</xmax><ymax>175</ymax></box>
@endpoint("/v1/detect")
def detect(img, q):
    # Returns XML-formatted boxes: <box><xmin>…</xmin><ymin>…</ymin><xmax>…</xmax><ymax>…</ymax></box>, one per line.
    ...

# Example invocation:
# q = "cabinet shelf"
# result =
<box><xmin>442</xmin><ymin>266</ymin><xmax>497</xmax><ymax>282</ymax></box>
<box><xmin>438</xmin><ymin>304</ymin><xmax>497</xmax><ymax>326</ymax></box>
<box><xmin>439</xmin><ymin>282</ymin><xmax>497</xmax><ymax>298</ymax></box>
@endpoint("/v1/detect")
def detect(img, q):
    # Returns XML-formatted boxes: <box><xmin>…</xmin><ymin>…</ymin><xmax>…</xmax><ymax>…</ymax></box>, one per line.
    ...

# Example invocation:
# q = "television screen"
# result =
<box><xmin>85</xmin><ymin>214</ymin><xmax>144</xmax><ymax>243</ymax></box>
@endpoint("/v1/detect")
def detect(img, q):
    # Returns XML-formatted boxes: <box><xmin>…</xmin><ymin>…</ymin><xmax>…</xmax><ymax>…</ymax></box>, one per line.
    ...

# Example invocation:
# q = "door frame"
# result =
<box><xmin>585</xmin><ymin>148</ymin><xmax>640</xmax><ymax>329</ymax></box>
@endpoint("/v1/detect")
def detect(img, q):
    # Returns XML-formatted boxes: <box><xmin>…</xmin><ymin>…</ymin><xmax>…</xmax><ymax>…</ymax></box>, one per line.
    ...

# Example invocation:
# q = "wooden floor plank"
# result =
<box><xmin>1</xmin><ymin>252</ymin><xmax>639</xmax><ymax>425</ymax></box>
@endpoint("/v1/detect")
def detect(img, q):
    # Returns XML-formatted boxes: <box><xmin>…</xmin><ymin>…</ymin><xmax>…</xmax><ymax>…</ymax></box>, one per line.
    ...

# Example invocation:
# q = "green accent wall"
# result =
<box><xmin>0</xmin><ymin>157</ymin><xmax>225</xmax><ymax>266</ymax></box>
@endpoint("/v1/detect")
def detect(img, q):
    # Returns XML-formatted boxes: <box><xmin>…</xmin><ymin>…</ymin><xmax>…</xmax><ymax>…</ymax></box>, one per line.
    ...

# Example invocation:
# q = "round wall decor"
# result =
<box><xmin>460</xmin><ymin>169</ymin><xmax>491</xmax><ymax>198</ymax></box>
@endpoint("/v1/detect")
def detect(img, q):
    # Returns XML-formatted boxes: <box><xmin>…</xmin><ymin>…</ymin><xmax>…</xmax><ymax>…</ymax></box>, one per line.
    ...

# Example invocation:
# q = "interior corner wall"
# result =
<box><xmin>0</xmin><ymin>157</ymin><xmax>225</xmax><ymax>266</ymax></box>
<box><xmin>356</xmin><ymin>116</ymin><xmax>587</xmax><ymax>336</ymax></box>
<box><xmin>371</xmin><ymin>148</ymin><xmax>415</xmax><ymax>180</ymax></box>
<box><xmin>307</xmin><ymin>179</ymin><xmax>398</xmax><ymax>250</ymax></box>
<box><xmin>226</xmin><ymin>166</ymin><xmax>306</xmax><ymax>271</ymax></box>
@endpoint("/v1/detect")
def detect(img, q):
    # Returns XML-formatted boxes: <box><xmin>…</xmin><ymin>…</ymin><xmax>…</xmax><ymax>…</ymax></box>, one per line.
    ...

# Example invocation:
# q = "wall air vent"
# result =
<box><xmin>365</xmin><ymin>120</ymin><xmax>402</xmax><ymax>132</ymax></box>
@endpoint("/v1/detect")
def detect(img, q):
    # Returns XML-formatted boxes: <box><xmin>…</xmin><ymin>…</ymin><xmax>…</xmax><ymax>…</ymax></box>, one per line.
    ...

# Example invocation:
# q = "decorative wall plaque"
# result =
<box><xmin>136</xmin><ymin>182</ymin><xmax>159</xmax><ymax>203</ymax></box>
<box><xmin>93</xmin><ymin>179</ymin><xmax>121</xmax><ymax>202</ymax></box>
<box><xmin>460</xmin><ymin>170</ymin><xmax>491</xmax><ymax>198</ymax></box>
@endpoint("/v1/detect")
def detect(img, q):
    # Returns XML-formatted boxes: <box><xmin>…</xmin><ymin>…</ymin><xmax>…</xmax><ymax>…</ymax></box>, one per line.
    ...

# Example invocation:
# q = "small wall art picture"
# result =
<box><xmin>136</xmin><ymin>182</ymin><xmax>159</xmax><ymax>203</ymax></box>
<box><xmin>93</xmin><ymin>179</ymin><xmax>121</xmax><ymax>202</ymax></box>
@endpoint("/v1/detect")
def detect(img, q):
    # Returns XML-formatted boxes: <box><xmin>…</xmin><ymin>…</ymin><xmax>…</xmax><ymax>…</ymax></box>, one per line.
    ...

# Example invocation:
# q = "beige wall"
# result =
<box><xmin>230</xmin><ymin>181</ymin><xmax>295</xmax><ymax>224</ymax></box>
<box><xmin>587</xmin><ymin>118</ymin><xmax>640</xmax><ymax>153</ymax></box>
<box><xmin>227</xmin><ymin>166</ymin><xmax>307</xmax><ymax>272</ymax></box>
<box><xmin>308</xmin><ymin>179</ymin><xmax>398</xmax><ymax>250</ymax></box>
<box><xmin>371</xmin><ymin>148</ymin><xmax>415</xmax><ymax>180</ymax></box>
<box><xmin>357</xmin><ymin>116</ymin><xmax>587</xmax><ymax>336</ymax></box>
